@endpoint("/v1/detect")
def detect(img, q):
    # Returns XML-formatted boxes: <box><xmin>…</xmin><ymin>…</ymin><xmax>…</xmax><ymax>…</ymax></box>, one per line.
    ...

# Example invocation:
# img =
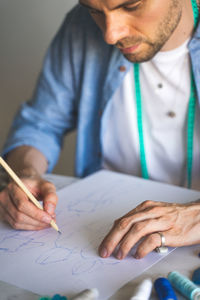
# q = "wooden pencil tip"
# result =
<box><xmin>58</xmin><ymin>230</ymin><xmax>62</xmax><ymax>235</ymax></box>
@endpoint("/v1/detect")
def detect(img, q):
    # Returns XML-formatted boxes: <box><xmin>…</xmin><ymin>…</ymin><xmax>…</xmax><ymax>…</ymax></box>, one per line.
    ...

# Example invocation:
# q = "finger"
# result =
<box><xmin>0</xmin><ymin>188</ymin><xmax>21</xmax><ymax>223</ymax></box>
<box><xmin>98</xmin><ymin>215</ymin><xmax>148</xmax><ymax>258</ymax></box>
<box><xmin>135</xmin><ymin>232</ymin><xmax>169</xmax><ymax>259</ymax></box>
<box><xmin>1</xmin><ymin>188</ymin><xmax>52</xmax><ymax>229</ymax></box>
<box><xmin>135</xmin><ymin>212</ymin><xmax>200</xmax><ymax>255</ymax></box>
<box><xmin>99</xmin><ymin>215</ymin><xmax>138</xmax><ymax>258</ymax></box>
<box><xmin>98</xmin><ymin>212</ymin><xmax>147</xmax><ymax>258</ymax></box>
<box><xmin>5</xmin><ymin>209</ymin><xmax>50</xmax><ymax>231</ymax></box>
<box><xmin>99</xmin><ymin>205</ymin><xmax>171</xmax><ymax>258</ymax></box>
<box><xmin>115</xmin><ymin>217</ymin><xmax>171</xmax><ymax>260</ymax></box>
<box><xmin>39</xmin><ymin>181</ymin><xmax>58</xmax><ymax>216</ymax></box>
<box><xmin>8</xmin><ymin>184</ymin><xmax>53</xmax><ymax>224</ymax></box>
<box><xmin>5</xmin><ymin>199</ymin><xmax>51</xmax><ymax>229</ymax></box>
<box><xmin>0</xmin><ymin>188</ymin><xmax>11</xmax><ymax>221</ymax></box>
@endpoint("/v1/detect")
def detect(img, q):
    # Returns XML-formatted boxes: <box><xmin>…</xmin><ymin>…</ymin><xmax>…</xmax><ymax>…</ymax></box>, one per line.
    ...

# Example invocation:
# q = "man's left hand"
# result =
<box><xmin>98</xmin><ymin>200</ymin><xmax>200</xmax><ymax>260</ymax></box>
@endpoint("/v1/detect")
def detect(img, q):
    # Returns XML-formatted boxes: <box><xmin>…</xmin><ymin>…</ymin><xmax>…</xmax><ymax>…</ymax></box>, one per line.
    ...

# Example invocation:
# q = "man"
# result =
<box><xmin>1</xmin><ymin>0</ymin><xmax>200</xmax><ymax>260</ymax></box>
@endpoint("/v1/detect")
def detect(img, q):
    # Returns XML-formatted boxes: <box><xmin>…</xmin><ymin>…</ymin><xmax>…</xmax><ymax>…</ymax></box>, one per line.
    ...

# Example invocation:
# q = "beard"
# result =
<box><xmin>116</xmin><ymin>37</ymin><xmax>165</xmax><ymax>63</ymax></box>
<box><xmin>116</xmin><ymin>0</ymin><xmax>182</xmax><ymax>63</ymax></box>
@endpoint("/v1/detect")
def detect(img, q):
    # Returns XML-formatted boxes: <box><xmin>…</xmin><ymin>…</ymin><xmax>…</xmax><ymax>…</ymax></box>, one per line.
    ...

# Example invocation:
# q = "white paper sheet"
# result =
<box><xmin>44</xmin><ymin>173</ymin><xmax>77</xmax><ymax>191</ymax></box>
<box><xmin>0</xmin><ymin>170</ymin><xmax>200</xmax><ymax>299</ymax></box>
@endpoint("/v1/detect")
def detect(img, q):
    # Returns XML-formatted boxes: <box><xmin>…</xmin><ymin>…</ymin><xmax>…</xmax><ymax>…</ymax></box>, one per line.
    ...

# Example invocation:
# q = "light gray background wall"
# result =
<box><xmin>0</xmin><ymin>0</ymin><xmax>78</xmax><ymax>176</ymax></box>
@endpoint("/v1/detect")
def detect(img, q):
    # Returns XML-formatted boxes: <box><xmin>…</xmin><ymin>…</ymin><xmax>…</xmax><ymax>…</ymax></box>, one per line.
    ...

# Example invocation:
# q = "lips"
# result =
<box><xmin>120</xmin><ymin>44</ymin><xmax>140</xmax><ymax>54</ymax></box>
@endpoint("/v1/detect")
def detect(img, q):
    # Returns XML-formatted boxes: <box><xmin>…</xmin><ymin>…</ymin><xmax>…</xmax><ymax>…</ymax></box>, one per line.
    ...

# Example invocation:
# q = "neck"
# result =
<box><xmin>161</xmin><ymin>0</ymin><xmax>196</xmax><ymax>51</ymax></box>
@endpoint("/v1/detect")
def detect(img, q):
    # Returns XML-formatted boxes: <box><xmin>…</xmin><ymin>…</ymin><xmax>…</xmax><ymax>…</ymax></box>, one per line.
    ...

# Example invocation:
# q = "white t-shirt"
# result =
<box><xmin>101</xmin><ymin>39</ymin><xmax>200</xmax><ymax>190</ymax></box>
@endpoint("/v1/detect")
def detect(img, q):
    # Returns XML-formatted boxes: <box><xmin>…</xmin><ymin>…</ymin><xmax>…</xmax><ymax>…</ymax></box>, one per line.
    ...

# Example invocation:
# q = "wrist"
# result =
<box><xmin>5</xmin><ymin>146</ymin><xmax>48</xmax><ymax>176</ymax></box>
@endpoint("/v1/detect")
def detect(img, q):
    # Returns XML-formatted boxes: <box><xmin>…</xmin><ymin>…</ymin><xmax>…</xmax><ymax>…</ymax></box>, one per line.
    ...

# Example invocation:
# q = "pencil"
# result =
<box><xmin>0</xmin><ymin>156</ymin><xmax>61</xmax><ymax>233</ymax></box>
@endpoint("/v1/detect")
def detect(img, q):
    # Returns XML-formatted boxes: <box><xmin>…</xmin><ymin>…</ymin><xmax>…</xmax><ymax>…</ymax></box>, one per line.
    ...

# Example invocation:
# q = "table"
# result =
<box><xmin>1</xmin><ymin>174</ymin><xmax>200</xmax><ymax>300</ymax></box>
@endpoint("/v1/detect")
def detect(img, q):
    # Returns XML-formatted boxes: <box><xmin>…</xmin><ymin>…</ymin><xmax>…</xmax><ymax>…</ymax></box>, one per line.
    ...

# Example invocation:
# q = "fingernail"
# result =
<box><xmin>47</xmin><ymin>203</ymin><xmax>55</xmax><ymax>214</ymax></box>
<box><xmin>42</xmin><ymin>215</ymin><xmax>52</xmax><ymax>224</ymax></box>
<box><xmin>100</xmin><ymin>247</ymin><xmax>108</xmax><ymax>258</ymax></box>
<box><xmin>116</xmin><ymin>250</ymin><xmax>123</xmax><ymax>260</ymax></box>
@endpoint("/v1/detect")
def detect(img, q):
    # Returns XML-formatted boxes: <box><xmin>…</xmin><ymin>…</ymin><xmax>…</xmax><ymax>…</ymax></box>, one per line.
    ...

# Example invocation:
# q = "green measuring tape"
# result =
<box><xmin>134</xmin><ymin>63</ymin><xmax>149</xmax><ymax>180</ymax></box>
<box><xmin>134</xmin><ymin>0</ymin><xmax>199</xmax><ymax>188</ymax></box>
<box><xmin>191</xmin><ymin>0</ymin><xmax>199</xmax><ymax>26</ymax></box>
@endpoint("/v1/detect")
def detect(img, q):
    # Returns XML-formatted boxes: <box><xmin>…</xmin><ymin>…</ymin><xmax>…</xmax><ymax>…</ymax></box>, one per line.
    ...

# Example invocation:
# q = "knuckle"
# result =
<box><xmin>45</xmin><ymin>180</ymin><xmax>54</xmax><ymax>187</ymax></box>
<box><xmin>137</xmin><ymin>247</ymin><xmax>146</xmax><ymax>258</ymax></box>
<box><xmin>133</xmin><ymin>222</ymin><xmax>144</xmax><ymax>232</ymax></box>
<box><xmin>17</xmin><ymin>200</ymin><xmax>26</xmax><ymax>212</ymax></box>
<box><xmin>115</xmin><ymin>217</ymin><xmax>130</xmax><ymax>230</ymax></box>
<box><xmin>106</xmin><ymin>238</ymin><xmax>116</xmax><ymax>249</ymax></box>
<box><xmin>49</xmin><ymin>193</ymin><xmax>58</xmax><ymax>204</ymax></box>
<box><xmin>147</xmin><ymin>234</ymin><xmax>157</xmax><ymax>245</ymax></box>
<box><xmin>121</xmin><ymin>241</ymin><xmax>131</xmax><ymax>253</ymax></box>
<box><xmin>43</xmin><ymin>181</ymin><xmax>56</xmax><ymax>192</ymax></box>
<box><xmin>149</xmin><ymin>206</ymin><xmax>161</xmax><ymax>214</ymax></box>
<box><xmin>12</xmin><ymin>221</ymin><xmax>21</xmax><ymax>230</ymax></box>
<box><xmin>14</xmin><ymin>212</ymin><xmax>23</xmax><ymax>224</ymax></box>
<box><xmin>141</xmin><ymin>200</ymin><xmax>154</xmax><ymax>208</ymax></box>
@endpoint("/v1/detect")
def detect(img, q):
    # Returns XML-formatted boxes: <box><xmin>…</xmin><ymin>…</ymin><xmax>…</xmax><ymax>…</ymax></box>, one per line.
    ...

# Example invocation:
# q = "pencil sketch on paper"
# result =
<box><xmin>0</xmin><ymin>170</ymin><xmax>187</xmax><ymax>299</ymax></box>
<box><xmin>33</xmin><ymin>217</ymin><xmax>120</xmax><ymax>275</ymax></box>
<box><xmin>0</xmin><ymin>222</ymin><xmax>120</xmax><ymax>276</ymax></box>
<box><xmin>0</xmin><ymin>178</ymin><xmax>123</xmax><ymax>276</ymax></box>
<box><xmin>0</xmin><ymin>231</ymin><xmax>44</xmax><ymax>253</ymax></box>
<box><xmin>71</xmin><ymin>248</ymin><xmax>120</xmax><ymax>276</ymax></box>
<box><xmin>65</xmin><ymin>181</ymin><xmax>121</xmax><ymax>216</ymax></box>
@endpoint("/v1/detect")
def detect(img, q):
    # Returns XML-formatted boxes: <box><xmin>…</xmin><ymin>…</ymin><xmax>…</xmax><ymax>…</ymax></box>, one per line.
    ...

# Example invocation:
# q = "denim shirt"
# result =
<box><xmin>3</xmin><ymin>5</ymin><xmax>200</xmax><ymax>178</ymax></box>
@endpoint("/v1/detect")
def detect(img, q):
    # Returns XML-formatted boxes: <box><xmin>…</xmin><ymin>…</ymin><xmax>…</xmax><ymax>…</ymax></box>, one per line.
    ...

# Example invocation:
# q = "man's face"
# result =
<box><xmin>79</xmin><ymin>0</ymin><xmax>183</xmax><ymax>62</ymax></box>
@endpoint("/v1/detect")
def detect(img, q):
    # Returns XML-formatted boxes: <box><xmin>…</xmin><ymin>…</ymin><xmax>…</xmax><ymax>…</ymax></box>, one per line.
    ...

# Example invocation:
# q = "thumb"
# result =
<box><xmin>40</xmin><ymin>181</ymin><xmax>58</xmax><ymax>216</ymax></box>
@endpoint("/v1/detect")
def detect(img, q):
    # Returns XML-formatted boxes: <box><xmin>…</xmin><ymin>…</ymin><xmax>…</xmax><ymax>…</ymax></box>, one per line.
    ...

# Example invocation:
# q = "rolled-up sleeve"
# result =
<box><xmin>2</xmin><ymin>8</ymin><xmax>79</xmax><ymax>172</ymax></box>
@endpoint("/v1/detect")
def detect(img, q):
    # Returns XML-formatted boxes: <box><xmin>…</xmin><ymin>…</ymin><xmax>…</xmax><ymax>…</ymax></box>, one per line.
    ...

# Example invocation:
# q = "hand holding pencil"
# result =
<box><xmin>0</xmin><ymin>156</ymin><xmax>59</xmax><ymax>232</ymax></box>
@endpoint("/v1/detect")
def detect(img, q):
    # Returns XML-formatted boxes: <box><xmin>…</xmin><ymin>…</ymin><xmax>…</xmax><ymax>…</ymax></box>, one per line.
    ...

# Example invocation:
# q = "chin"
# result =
<box><xmin>123</xmin><ymin>51</ymin><xmax>157</xmax><ymax>63</ymax></box>
<box><xmin>122</xmin><ymin>44</ymin><xmax>161</xmax><ymax>63</ymax></box>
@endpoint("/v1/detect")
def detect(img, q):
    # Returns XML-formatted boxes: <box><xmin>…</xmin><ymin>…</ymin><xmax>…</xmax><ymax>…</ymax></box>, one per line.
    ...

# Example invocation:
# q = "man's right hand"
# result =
<box><xmin>0</xmin><ymin>146</ymin><xmax>58</xmax><ymax>231</ymax></box>
<box><xmin>0</xmin><ymin>176</ymin><xmax>58</xmax><ymax>231</ymax></box>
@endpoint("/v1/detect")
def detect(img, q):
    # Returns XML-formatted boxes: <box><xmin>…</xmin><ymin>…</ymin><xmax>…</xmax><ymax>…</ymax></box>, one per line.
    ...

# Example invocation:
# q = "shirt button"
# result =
<box><xmin>119</xmin><ymin>66</ymin><xmax>126</xmax><ymax>72</ymax></box>
<box><xmin>167</xmin><ymin>111</ymin><xmax>176</xmax><ymax>118</ymax></box>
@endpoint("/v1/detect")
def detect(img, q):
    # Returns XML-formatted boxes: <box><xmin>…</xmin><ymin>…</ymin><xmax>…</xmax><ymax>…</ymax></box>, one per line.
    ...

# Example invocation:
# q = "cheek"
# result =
<box><xmin>124</xmin><ymin>15</ymin><xmax>157</xmax><ymax>39</ymax></box>
<box><xmin>125</xmin><ymin>1</ymin><xmax>171</xmax><ymax>36</ymax></box>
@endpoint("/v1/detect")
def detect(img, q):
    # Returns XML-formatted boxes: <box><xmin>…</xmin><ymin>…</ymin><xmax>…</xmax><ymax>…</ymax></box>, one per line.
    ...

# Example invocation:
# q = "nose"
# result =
<box><xmin>103</xmin><ymin>14</ymin><xmax>129</xmax><ymax>45</ymax></box>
